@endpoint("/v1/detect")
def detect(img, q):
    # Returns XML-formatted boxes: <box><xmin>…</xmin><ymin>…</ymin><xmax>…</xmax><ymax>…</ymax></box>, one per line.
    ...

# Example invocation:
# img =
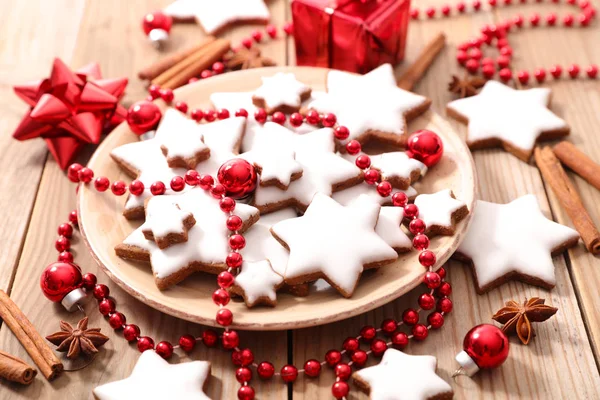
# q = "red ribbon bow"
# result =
<box><xmin>12</xmin><ymin>58</ymin><xmax>128</xmax><ymax>169</ymax></box>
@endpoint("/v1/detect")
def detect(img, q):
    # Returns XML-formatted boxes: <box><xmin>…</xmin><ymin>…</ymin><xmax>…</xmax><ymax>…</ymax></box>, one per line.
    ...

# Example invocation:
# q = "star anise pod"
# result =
<box><xmin>224</xmin><ymin>47</ymin><xmax>276</xmax><ymax>71</ymax></box>
<box><xmin>46</xmin><ymin>317</ymin><xmax>109</xmax><ymax>359</ymax></box>
<box><xmin>448</xmin><ymin>75</ymin><xmax>486</xmax><ymax>98</ymax></box>
<box><xmin>492</xmin><ymin>297</ymin><xmax>558</xmax><ymax>345</ymax></box>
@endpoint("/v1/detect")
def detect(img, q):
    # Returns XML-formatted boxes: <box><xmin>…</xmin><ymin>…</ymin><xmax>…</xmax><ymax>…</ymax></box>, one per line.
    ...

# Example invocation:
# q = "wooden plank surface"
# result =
<box><xmin>1</xmin><ymin>0</ymin><xmax>600</xmax><ymax>399</ymax></box>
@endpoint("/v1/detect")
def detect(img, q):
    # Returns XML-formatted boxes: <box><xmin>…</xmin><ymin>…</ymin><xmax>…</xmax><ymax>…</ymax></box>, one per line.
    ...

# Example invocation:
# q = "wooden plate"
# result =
<box><xmin>78</xmin><ymin>66</ymin><xmax>476</xmax><ymax>331</ymax></box>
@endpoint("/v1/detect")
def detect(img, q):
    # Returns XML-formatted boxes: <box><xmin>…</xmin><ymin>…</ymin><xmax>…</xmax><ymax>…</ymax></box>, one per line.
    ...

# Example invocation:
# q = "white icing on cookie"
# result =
<box><xmin>447</xmin><ymin>80</ymin><xmax>568</xmax><ymax>155</ymax></box>
<box><xmin>354</xmin><ymin>349</ymin><xmax>452</xmax><ymax>400</ymax></box>
<box><xmin>242</xmin><ymin>208</ymin><xmax>296</xmax><ymax>275</ymax></box>
<box><xmin>122</xmin><ymin>188</ymin><xmax>259</xmax><ymax>280</ymax></box>
<box><xmin>332</xmin><ymin>183</ymin><xmax>417</xmax><ymax>206</ymax></box>
<box><xmin>414</xmin><ymin>189</ymin><xmax>467</xmax><ymax>232</ymax></box>
<box><xmin>252</xmin><ymin>72</ymin><xmax>311</xmax><ymax>112</ymax></box>
<box><xmin>93</xmin><ymin>350</ymin><xmax>211</xmax><ymax>400</ymax></box>
<box><xmin>141</xmin><ymin>196</ymin><xmax>194</xmax><ymax>243</ymax></box>
<box><xmin>164</xmin><ymin>0</ymin><xmax>269</xmax><ymax>34</ymax></box>
<box><xmin>234</xmin><ymin>260</ymin><xmax>284</xmax><ymax>306</ymax></box>
<box><xmin>457</xmin><ymin>195</ymin><xmax>579</xmax><ymax>290</ymax></box>
<box><xmin>309</xmin><ymin>63</ymin><xmax>429</xmax><ymax>144</ymax></box>
<box><xmin>370</xmin><ymin>152</ymin><xmax>427</xmax><ymax>187</ymax></box>
<box><xmin>351</xmin><ymin>195</ymin><xmax>411</xmax><ymax>251</ymax></box>
<box><xmin>240</xmin><ymin>122</ymin><xmax>303</xmax><ymax>188</ymax></box>
<box><xmin>157</xmin><ymin>109</ymin><xmax>209</xmax><ymax>166</ymax></box>
<box><xmin>271</xmin><ymin>193</ymin><xmax>397</xmax><ymax>297</ymax></box>
<box><xmin>252</xmin><ymin>128</ymin><xmax>362</xmax><ymax>212</ymax></box>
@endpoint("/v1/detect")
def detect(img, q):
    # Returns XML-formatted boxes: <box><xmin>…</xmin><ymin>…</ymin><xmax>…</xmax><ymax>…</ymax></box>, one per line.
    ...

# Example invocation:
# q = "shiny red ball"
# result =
<box><xmin>254</xmin><ymin>108</ymin><xmax>267</xmax><ymax>123</ymax></box>
<box><xmin>419</xmin><ymin>293</ymin><xmax>436</xmax><ymax>310</ymax></box>
<box><xmin>155</xmin><ymin>341</ymin><xmax>174</xmax><ymax>359</ymax></box>
<box><xmin>424</xmin><ymin>271</ymin><xmax>441</xmax><ymax>288</ymax></box>
<box><xmin>179</xmin><ymin>334</ymin><xmax>196</xmax><ymax>352</ymax></box>
<box><xmin>229</xmin><ymin>234</ymin><xmax>246</xmax><ymax>250</ymax></box>
<box><xmin>94</xmin><ymin>176</ymin><xmax>110</xmax><ymax>192</ymax></box>
<box><xmin>304</xmin><ymin>359</ymin><xmax>322</xmax><ymax>378</ymax></box>
<box><xmin>437</xmin><ymin>282</ymin><xmax>452</xmax><ymax>296</ymax></box>
<box><xmin>55</xmin><ymin>236</ymin><xmax>70</xmax><ymax>252</ymax></box>
<box><xmin>334</xmin><ymin>126</ymin><xmax>350</xmax><ymax>140</ymax></box>
<box><xmin>142</xmin><ymin>11</ymin><xmax>172</xmax><ymax>35</ymax></box>
<box><xmin>392</xmin><ymin>192</ymin><xmax>408</xmax><ymax>207</ymax></box>
<box><xmin>137</xmin><ymin>336</ymin><xmax>154</xmax><ymax>352</ymax></box>
<box><xmin>184</xmin><ymin>170</ymin><xmax>200</xmax><ymax>186</ymax></box>
<box><xmin>58</xmin><ymin>223</ymin><xmax>73</xmax><ymax>238</ymax></box>
<box><xmin>335</xmin><ymin>363</ymin><xmax>352</xmax><ymax>380</ymax></box>
<box><xmin>419</xmin><ymin>250</ymin><xmax>437</xmax><ymax>267</ymax></box>
<box><xmin>381</xmin><ymin>319</ymin><xmax>397</xmax><ymax>335</ymax></box>
<box><xmin>325</xmin><ymin>350</ymin><xmax>342</xmax><ymax>366</ymax></box>
<box><xmin>109</xmin><ymin>312</ymin><xmax>126</xmax><ymax>329</ymax></box>
<box><xmin>150</xmin><ymin>181</ymin><xmax>166</xmax><ymax>195</ymax></box>
<box><xmin>129</xmin><ymin>180</ymin><xmax>145</xmax><ymax>196</ymax></box>
<box><xmin>289</xmin><ymin>112</ymin><xmax>304</xmax><ymax>127</ymax></box>
<box><xmin>127</xmin><ymin>101</ymin><xmax>162</xmax><ymax>135</ymax></box>
<box><xmin>463</xmin><ymin>324</ymin><xmax>510</xmax><ymax>369</ymax></box>
<box><xmin>360</xmin><ymin>325</ymin><xmax>377</xmax><ymax>342</ymax></box>
<box><xmin>236</xmin><ymin>367</ymin><xmax>253</xmax><ymax>383</ymax></box>
<box><xmin>217</xmin><ymin>271</ymin><xmax>235</xmax><ymax>288</ymax></box>
<box><xmin>271</xmin><ymin>111</ymin><xmax>286</xmax><ymax>124</ymax></box>
<box><xmin>364</xmin><ymin>169</ymin><xmax>380</xmax><ymax>185</ymax></box>
<box><xmin>392</xmin><ymin>331</ymin><xmax>409</xmax><ymax>349</ymax></box>
<box><xmin>111</xmin><ymin>180</ymin><xmax>126</xmax><ymax>196</ymax></box>
<box><xmin>343</xmin><ymin>337</ymin><xmax>359</xmax><ymax>352</ymax></box>
<box><xmin>202</xmin><ymin>329</ymin><xmax>219</xmax><ymax>347</ymax></box>
<box><xmin>438</xmin><ymin>297</ymin><xmax>453</xmax><ymax>313</ymax></box>
<box><xmin>412</xmin><ymin>324</ymin><xmax>429</xmax><ymax>341</ymax></box>
<box><xmin>406</xmin><ymin>130</ymin><xmax>444</xmax><ymax>167</ymax></box>
<box><xmin>93</xmin><ymin>283</ymin><xmax>110</xmax><ymax>300</ymax></box>
<box><xmin>322</xmin><ymin>113</ymin><xmax>336</xmax><ymax>127</ymax></box>
<box><xmin>412</xmin><ymin>234</ymin><xmax>430</xmax><ymax>251</ymax></box>
<box><xmin>237</xmin><ymin>385</ymin><xmax>255</xmax><ymax>400</ymax></box>
<box><xmin>402</xmin><ymin>309</ymin><xmax>419</xmax><ymax>325</ymax></box>
<box><xmin>281</xmin><ymin>364</ymin><xmax>298</xmax><ymax>382</ymax></box>
<box><xmin>222</xmin><ymin>330</ymin><xmax>239</xmax><ymax>349</ymax></box>
<box><xmin>210</xmin><ymin>184</ymin><xmax>226</xmax><ymax>198</ymax></box>
<box><xmin>217</xmin><ymin>159</ymin><xmax>258</xmax><ymax>199</ymax></box>
<box><xmin>58</xmin><ymin>251</ymin><xmax>74</xmax><ymax>263</ymax></box>
<box><xmin>212</xmin><ymin>288</ymin><xmax>231</xmax><ymax>306</ymax></box>
<box><xmin>170</xmin><ymin>176</ymin><xmax>185</xmax><ymax>192</ymax></box>
<box><xmin>239</xmin><ymin>348</ymin><xmax>254</xmax><ymax>366</ymax></box>
<box><xmin>123</xmin><ymin>324</ymin><xmax>140</xmax><ymax>342</ymax></box>
<box><xmin>437</xmin><ymin>267</ymin><xmax>447</xmax><ymax>280</ymax></box>
<box><xmin>404</xmin><ymin>203</ymin><xmax>418</xmax><ymax>218</ymax></box>
<box><xmin>226</xmin><ymin>215</ymin><xmax>243</xmax><ymax>231</ymax></box>
<box><xmin>216</xmin><ymin>308</ymin><xmax>233</xmax><ymax>326</ymax></box>
<box><xmin>68</xmin><ymin>163</ymin><xmax>83</xmax><ymax>182</ymax></box>
<box><xmin>40</xmin><ymin>262</ymin><xmax>82</xmax><ymax>302</ymax></box>
<box><xmin>355</xmin><ymin>155</ymin><xmax>371</xmax><ymax>169</ymax></box>
<box><xmin>332</xmin><ymin>381</ymin><xmax>349</xmax><ymax>399</ymax></box>
<box><xmin>78</xmin><ymin>167</ymin><xmax>94</xmax><ymax>183</ymax></box>
<box><xmin>351</xmin><ymin>350</ymin><xmax>368</xmax><ymax>366</ymax></box>
<box><xmin>370</xmin><ymin>339</ymin><xmax>388</xmax><ymax>357</ymax></box>
<box><xmin>257</xmin><ymin>361</ymin><xmax>275</xmax><ymax>379</ymax></box>
<box><xmin>98</xmin><ymin>298</ymin><xmax>116</xmax><ymax>316</ymax></box>
<box><xmin>220</xmin><ymin>197</ymin><xmax>236</xmax><ymax>212</ymax></box>
<box><xmin>428</xmin><ymin>312</ymin><xmax>445</xmax><ymax>329</ymax></box>
<box><xmin>377</xmin><ymin>181</ymin><xmax>392</xmax><ymax>197</ymax></box>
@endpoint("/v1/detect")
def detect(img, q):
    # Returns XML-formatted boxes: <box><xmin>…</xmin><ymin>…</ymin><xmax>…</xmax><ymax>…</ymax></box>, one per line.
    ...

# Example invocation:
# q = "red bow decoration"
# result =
<box><xmin>12</xmin><ymin>58</ymin><xmax>128</xmax><ymax>169</ymax></box>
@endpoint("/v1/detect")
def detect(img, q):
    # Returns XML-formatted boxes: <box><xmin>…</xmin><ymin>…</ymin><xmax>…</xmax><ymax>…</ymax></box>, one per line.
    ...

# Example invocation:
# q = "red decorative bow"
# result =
<box><xmin>12</xmin><ymin>58</ymin><xmax>128</xmax><ymax>169</ymax></box>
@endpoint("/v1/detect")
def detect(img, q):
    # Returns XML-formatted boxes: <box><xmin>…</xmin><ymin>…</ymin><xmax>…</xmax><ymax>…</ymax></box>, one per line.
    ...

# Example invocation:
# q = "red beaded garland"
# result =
<box><xmin>203</xmin><ymin>329</ymin><xmax>219</xmax><ymax>347</ymax></box>
<box><xmin>129</xmin><ymin>180</ymin><xmax>145</xmax><ymax>196</ymax></box>
<box><xmin>304</xmin><ymin>360</ymin><xmax>322</xmax><ymax>378</ymax></box>
<box><xmin>332</xmin><ymin>381</ymin><xmax>349</xmax><ymax>399</ymax></box>
<box><xmin>222</xmin><ymin>330</ymin><xmax>239</xmax><ymax>349</ymax></box>
<box><xmin>351</xmin><ymin>350</ymin><xmax>368</xmax><ymax>366</ymax></box>
<box><xmin>412</xmin><ymin>324</ymin><xmax>429</xmax><ymax>341</ymax></box>
<box><xmin>325</xmin><ymin>350</ymin><xmax>342</xmax><ymax>367</ymax></box>
<box><xmin>343</xmin><ymin>337</ymin><xmax>360</xmax><ymax>352</ymax></box>
<box><xmin>216</xmin><ymin>308</ymin><xmax>233</xmax><ymax>326</ymax></box>
<box><xmin>428</xmin><ymin>312</ymin><xmax>445</xmax><ymax>329</ymax></box>
<box><xmin>238</xmin><ymin>386</ymin><xmax>255</xmax><ymax>400</ymax></box>
<box><xmin>335</xmin><ymin>363</ymin><xmax>352</xmax><ymax>380</ymax></box>
<box><xmin>58</xmin><ymin>223</ymin><xmax>73</xmax><ymax>238</ymax></box>
<box><xmin>392</xmin><ymin>331</ymin><xmax>409</xmax><ymax>349</ymax></box>
<box><xmin>68</xmin><ymin>163</ymin><xmax>83</xmax><ymax>182</ymax></box>
<box><xmin>236</xmin><ymin>367</ymin><xmax>253</xmax><ymax>383</ymax></box>
<box><xmin>99</xmin><ymin>298</ymin><xmax>116</xmax><ymax>316</ymax></box>
<box><xmin>137</xmin><ymin>336</ymin><xmax>155</xmax><ymax>352</ymax></box>
<box><xmin>108</xmin><ymin>312</ymin><xmax>126</xmax><ymax>329</ymax></box>
<box><xmin>93</xmin><ymin>284</ymin><xmax>110</xmax><ymax>300</ymax></box>
<box><xmin>217</xmin><ymin>271</ymin><xmax>235</xmax><ymax>288</ymax></box>
<box><xmin>58</xmin><ymin>251</ymin><xmax>74</xmax><ymax>263</ymax></box>
<box><xmin>257</xmin><ymin>361</ymin><xmax>275</xmax><ymax>379</ymax></box>
<box><xmin>419</xmin><ymin>293</ymin><xmax>436</xmax><ymax>310</ymax></box>
<box><xmin>402</xmin><ymin>309</ymin><xmax>419</xmax><ymax>325</ymax></box>
<box><xmin>360</xmin><ymin>325</ymin><xmax>377</xmax><ymax>342</ymax></box>
<box><xmin>150</xmin><ymin>181</ymin><xmax>166</xmax><ymax>195</ymax></box>
<box><xmin>179</xmin><ymin>334</ymin><xmax>196</xmax><ymax>352</ymax></box>
<box><xmin>226</xmin><ymin>252</ymin><xmax>243</xmax><ymax>268</ymax></box>
<box><xmin>123</xmin><ymin>324</ymin><xmax>140</xmax><ymax>342</ymax></box>
<box><xmin>111</xmin><ymin>180</ymin><xmax>126</xmax><ymax>196</ymax></box>
<box><xmin>381</xmin><ymin>319</ymin><xmax>397</xmax><ymax>335</ymax></box>
<box><xmin>213</xmin><ymin>288</ymin><xmax>231</xmax><ymax>306</ymax></box>
<box><xmin>55</xmin><ymin>236</ymin><xmax>70</xmax><ymax>252</ymax></box>
<box><xmin>370</xmin><ymin>339</ymin><xmax>388</xmax><ymax>356</ymax></box>
<box><xmin>81</xmin><ymin>273</ymin><xmax>97</xmax><ymax>291</ymax></box>
<box><xmin>281</xmin><ymin>365</ymin><xmax>298</xmax><ymax>383</ymax></box>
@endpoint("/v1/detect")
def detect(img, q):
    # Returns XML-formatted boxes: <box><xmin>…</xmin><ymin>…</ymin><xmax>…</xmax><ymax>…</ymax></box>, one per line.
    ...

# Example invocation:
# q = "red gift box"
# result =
<box><xmin>291</xmin><ymin>0</ymin><xmax>411</xmax><ymax>73</ymax></box>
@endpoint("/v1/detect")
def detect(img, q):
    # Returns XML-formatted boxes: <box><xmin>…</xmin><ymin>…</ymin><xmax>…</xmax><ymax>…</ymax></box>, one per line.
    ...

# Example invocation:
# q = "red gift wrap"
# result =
<box><xmin>291</xmin><ymin>0</ymin><xmax>411</xmax><ymax>73</ymax></box>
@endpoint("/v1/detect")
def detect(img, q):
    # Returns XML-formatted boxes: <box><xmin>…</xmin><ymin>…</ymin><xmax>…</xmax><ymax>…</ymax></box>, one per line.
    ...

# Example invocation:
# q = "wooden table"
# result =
<box><xmin>1</xmin><ymin>0</ymin><xmax>599</xmax><ymax>398</ymax></box>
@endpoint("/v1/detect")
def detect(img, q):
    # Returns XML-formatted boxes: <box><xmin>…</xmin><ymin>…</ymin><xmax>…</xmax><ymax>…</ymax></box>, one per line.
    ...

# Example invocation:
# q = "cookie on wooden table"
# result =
<box><xmin>413</xmin><ymin>189</ymin><xmax>469</xmax><ymax>236</ymax></box>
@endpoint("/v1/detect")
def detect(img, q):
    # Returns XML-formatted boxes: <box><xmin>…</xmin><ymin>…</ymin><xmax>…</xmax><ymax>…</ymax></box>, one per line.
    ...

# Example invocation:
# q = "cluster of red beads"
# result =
<box><xmin>429</xmin><ymin>0</ymin><xmax>598</xmax><ymax>84</ymax></box>
<box><xmin>66</xmin><ymin>95</ymin><xmax>452</xmax><ymax>399</ymax></box>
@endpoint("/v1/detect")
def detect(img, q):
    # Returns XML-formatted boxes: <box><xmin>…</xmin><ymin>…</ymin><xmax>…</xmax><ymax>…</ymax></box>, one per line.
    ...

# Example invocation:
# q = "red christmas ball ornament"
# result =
<box><xmin>406</xmin><ymin>130</ymin><xmax>444</xmax><ymax>167</ymax></box>
<box><xmin>40</xmin><ymin>262</ymin><xmax>86</xmax><ymax>311</ymax></box>
<box><xmin>454</xmin><ymin>324</ymin><xmax>510</xmax><ymax>376</ymax></box>
<box><xmin>217</xmin><ymin>159</ymin><xmax>258</xmax><ymax>199</ymax></box>
<box><xmin>142</xmin><ymin>11</ymin><xmax>172</xmax><ymax>48</ymax></box>
<box><xmin>127</xmin><ymin>101</ymin><xmax>162</xmax><ymax>135</ymax></box>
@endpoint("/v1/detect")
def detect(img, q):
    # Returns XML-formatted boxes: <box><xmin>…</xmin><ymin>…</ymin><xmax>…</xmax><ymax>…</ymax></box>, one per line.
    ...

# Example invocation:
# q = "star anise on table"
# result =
<box><xmin>448</xmin><ymin>75</ymin><xmax>487</xmax><ymax>98</ymax></box>
<box><xmin>492</xmin><ymin>297</ymin><xmax>558</xmax><ymax>345</ymax></box>
<box><xmin>224</xmin><ymin>47</ymin><xmax>276</xmax><ymax>71</ymax></box>
<box><xmin>46</xmin><ymin>317</ymin><xmax>109</xmax><ymax>359</ymax></box>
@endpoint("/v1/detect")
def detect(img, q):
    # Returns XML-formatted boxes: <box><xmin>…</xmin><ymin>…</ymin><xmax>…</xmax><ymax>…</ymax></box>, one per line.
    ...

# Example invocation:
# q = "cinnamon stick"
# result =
<box><xmin>534</xmin><ymin>146</ymin><xmax>600</xmax><ymax>254</ymax></box>
<box><xmin>138</xmin><ymin>37</ymin><xmax>216</xmax><ymax>80</ymax></box>
<box><xmin>0</xmin><ymin>350</ymin><xmax>37</xmax><ymax>385</ymax></box>
<box><xmin>553</xmin><ymin>141</ymin><xmax>600</xmax><ymax>191</ymax></box>
<box><xmin>397</xmin><ymin>33</ymin><xmax>446</xmax><ymax>91</ymax></box>
<box><xmin>0</xmin><ymin>290</ymin><xmax>62</xmax><ymax>380</ymax></box>
<box><xmin>152</xmin><ymin>38</ymin><xmax>231</xmax><ymax>89</ymax></box>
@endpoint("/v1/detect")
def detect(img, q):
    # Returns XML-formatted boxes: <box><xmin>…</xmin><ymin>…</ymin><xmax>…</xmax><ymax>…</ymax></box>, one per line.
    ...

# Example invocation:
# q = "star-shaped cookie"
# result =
<box><xmin>252</xmin><ymin>128</ymin><xmax>363</xmax><ymax>214</ymax></box>
<box><xmin>252</xmin><ymin>72</ymin><xmax>311</xmax><ymax>114</ymax></box>
<box><xmin>413</xmin><ymin>189</ymin><xmax>469</xmax><ymax>236</ymax></box>
<box><xmin>308</xmin><ymin>63</ymin><xmax>431</xmax><ymax>146</ymax></box>
<box><xmin>271</xmin><ymin>193</ymin><xmax>397</xmax><ymax>297</ymax></box>
<box><xmin>366</xmin><ymin>151</ymin><xmax>427</xmax><ymax>189</ymax></box>
<box><xmin>141</xmin><ymin>197</ymin><xmax>196</xmax><ymax>249</ymax></box>
<box><xmin>115</xmin><ymin>187</ymin><xmax>259</xmax><ymax>289</ymax></box>
<box><xmin>455</xmin><ymin>195</ymin><xmax>579</xmax><ymax>294</ymax></box>
<box><xmin>332</xmin><ymin>183</ymin><xmax>417</xmax><ymax>206</ymax></box>
<box><xmin>446</xmin><ymin>80</ymin><xmax>569</xmax><ymax>161</ymax></box>
<box><xmin>164</xmin><ymin>0</ymin><xmax>270</xmax><ymax>35</ymax></box>
<box><xmin>353</xmin><ymin>349</ymin><xmax>453</xmax><ymax>400</ymax></box>
<box><xmin>157</xmin><ymin>109</ymin><xmax>210</xmax><ymax>170</ymax></box>
<box><xmin>93</xmin><ymin>350</ymin><xmax>211</xmax><ymax>400</ymax></box>
<box><xmin>230</xmin><ymin>260</ymin><xmax>284</xmax><ymax>307</ymax></box>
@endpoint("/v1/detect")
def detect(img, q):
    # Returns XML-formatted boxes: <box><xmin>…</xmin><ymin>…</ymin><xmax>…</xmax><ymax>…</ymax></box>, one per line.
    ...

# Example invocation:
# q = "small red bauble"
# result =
<box><xmin>239</xmin><ymin>348</ymin><xmax>254</xmax><ymax>366</ymax></box>
<box><xmin>360</xmin><ymin>325</ymin><xmax>377</xmax><ymax>342</ymax></box>
<box><xmin>412</xmin><ymin>234</ymin><xmax>430</xmax><ymax>250</ymax></box>
<box><xmin>283</xmin><ymin>22</ymin><xmax>294</xmax><ymax>35</ymax></box>
<box><xmin>343</xmin><ymin>337</ymin><xmax>360</xmax><ymax>352</ymax></box>
<box><xmin>482</xmin><ymin>64</ymin><xmax>495</xmax><ymax>79</ymax></box>
<box><xmin>322</xmin><ymin>113</ymin><xmax>336</xmax><ymax>127</ymax></box>
<box><xmin>456</xmin><ymin>324</ymin><xmax>509</xmax><ymax>376</ymax></box>
<box><xmin>391</xmin><ymin>331</ymin><xmax>409</xmax><ymax>349</ymax></box>
<box><xmin>381</xmin><ymin>318</ymin><xmax>397</xmax><ymax>335</ymax></box>
<box><xmin>428</xmin><ymin>312</ymin><xmax>445</xmax><ymax>329</ymax></box>
<box><xmin>406</xmin><ymin>130</ymin><xmax>444</xmax><ymax>167</ymax></box>
<box><xmin>496</xmin><ymin>55</ymin><xmax>510</xmax><ymax>68</ymax></box>
<box><xmin>419</xmin><ymin>293</ymin><xmax>436</xmax><ymax>310</ymax></box>
<box><xmin>237</xmin><ymin>386</ymin><xmax>255</xmax><ymax>400</ymax></box>
<box><xmin>534</xmin><ymin>68</ymin><xmax>547</xmax><ymax>83</ymax></box>
<box><xmin>229</xmin><ymin>234</ymin><xmax>246</xmax><ymax>250</ymax></box>
<box><xmin>123</xmin><ymin>324</ymin><xmax>141</xmax><ymax>342</ymax></box>
<box><xmin>217</xmin><ymin>271</ymin><xmax>235</xmax><ymax>288</ymax></box>
<box><xmin>586</xmin><ymin>65</ymin><xmax>598</xmax><ymax>78</ymax></box>
<box><xmin>254</xmin><ymin>108</ymin><xmax>267</xmax><ymax>123</ymax></box>
<box><xmin>437</xmin><ymin>282</ymin><xmax>452</xmax><ymax>296</ymax></box>
<box><xmin>257</xmin><ymin>361</ymin><xmax>275</xmax><ymax>379</ymax></box>
<box><xmin>498</xmin><ymin>68</ymin><xmax>512</xmax><ymax>82</ymax></box>
<box><xmin>191</xmin><ymin>108</ymin><xmax>204</xmax><ymax>122</ymax></box>
<box><xmin>437</xmin><ymin>267</ymin><xmax>446</xmax><ymax>280</ymax></box>
<box><xmin>202</xmin><ymin>329</ymin><xmax>219</xmax><ymax>347</ymax></box>
<box><xmin>184</xmin><ymin>170</ymin><xmax>200</xmax><ymax>186</ymax></box>
<box><xmin>40</xmin><ymin>262</ymin><xmax>82</xmax><ymax>302</ymax></box>
<box><xmin>111</xmin><ymin>180</ymin><xmax>126</xmax><ymax>196</ymax></box>
<box><xmin>78</xmin><ymin>167</ymin><xmax>94</xmax><ymax>183</ymax></box>
<box><xmin>170</xmin><ymin>176</ymin><xmax>185</xmax><ymax>192</ymax></box>
<box><xmin>222</xmin><ymin>330</ymin><xmax>239</xmax><ymax>349</ymax></box>
<box><xmin>345</xmin><ymin>140</ymin><xmax>361</xmax><ymax>155</ymax></box>
<box><xmin>55</xmin><ymin>236</ymin><xmax>70</xmax><ymax>252</ymax></box>
<box><xmin>419</xmin><ymin>250</ymin><xmax>437</xmax><ymax>267</ymax></box>
<box><xmin>199</xmin><ymin>174</ymin><xmax>215</xmax><ymax>190</ymax></box>
<box><xmin>568</xmin><ymin>64</ymin><xmax>580</xmax><ymax>78</ymax></box>
<box><xmin>402</xmin><ymin>308</ymin><xmax>419</xmax><ymax>325</ymax></box>
<box><xmin>351</xmin><ymin>350</ymin><xmax>368</xmax><ymax>366</ymax></box>
<box><xmin>179</xmin><ymin>334</ymin><xmax>196</xmax><ymax>352</ymax></box>
<box><xmin>304</xmin><ymin>359</ymin><xmax>322</xmax><ymax>377</ymax></box>
<box><xmin>335</xmin><ymin>363</ymin><xmax>352</xmax><ymax>380</ymax></box>
<box><xmin>266</xmin><ymin>24</ymin><xmax>277</xmax><ymax>38</ymax></box>
<box><xmin>281</xmin><ymin>364</ymin><xmax>298</xmax><ymax>382</ymax></box>
<box><xmin>93</xmin><ymin>283</ymin><xmax>110</xmax><ymax>300</ymax></box>
<box><xmin>424</xmin><ymin>271</ymin><xmax>441</xmax><ymax>288</ymax></box>
<box><xmin>129</xmin><ymin>180</ymin><xmax>145</xmax><ymax>196</ymax></box>
<box><xmin>563</xmin><ymin>14</ymin><xmax>574</xmax><ymax>26</ymax></box>
<box><xmin>332</xmin><ymin>381</ymin><xmax>349</xmax><ymax>399</ymax></box>
<box><xmin>403</xmin><ymin>204</ymin><xmax>419</xmax><ymax>218</ymax></box>
<box><xmin>175</xmin><ymin>101</ymin><xmax>188</xmax><ymax>114</ymax></box>
<box><xmin>236</xmin><ymin>367</ymin><xmax>253</xmax><ymax>383</ymax></box>
<box><xmin>456</xmin><ymin>50</ymin><xmax>468</xmax><ymax>65</ymax></box>
<box><xmin>98</xmin><ymin>298</ymin><xmax>116</xmax><ymax>316</ymax></box>
<box><xmin>94</xmin><ymin>176</ymin><xmax>110</xmax><ymax>192</ymax></box>
<box><xmin>370</xmin><ymin>339</ymin><xmax>388</xmax><ymax>357</ymax></box>
<box><xmin>220</xmin><ymin>197</ymin><xmax>236</xmax><ymax>212</ymax></box>
<box><xmin>148</xmin><ymin>84</ymin><xmax>161</xmax><ymax>99</ymax></box>
<box><xmin>200</xmin><ymin>70</ymin><xmax>213</xmax><ymax>80</ymax></box>
<box><xmin>127</xmin><ymin>101</ymin><xmax>162</xmax><ymax>135</ymax></box>
<box><xmin>58</xmin><ymin>223</ymin><xmax>73</xmax><ymax>238</ymax></box>
<box><xmin>160</xmin><ymin>88</ymin><xmax>174</xmax><ymax>103</ymax></box>
<box><xmin>67</xmin><ymin>163</ymin><xmax>83</xmax><ymax>182</ymax></box>
<box><xmin>364</xmin><ymin>169</ymin><xmax>380</xmax><ymax>185</ymax></box>
<box><xmin>142</xmin><ymin>11</ymin><xmax>172</xmax><ymax>35</ymax></box>
<box><xmin>550</xmin><ymin>65</ymin><xmax>562</xmax><ymax>78</ymax></box>
<box><xmin>58</xmin><ymin>251</ymin><xmax>73</xmax><ymax>263</ymax></box>
<box><xmin>217</xmin><ymin>159</ymin><xmax>258</xmax><ymax>199</ymax></box>
<box><xmin>325</xmin><ymin>350</ymin><xmax>342</xmax><ymax>366</ymax></box>
<box><xmin>226</xmin><ymin>215</ymin><xmax>243</xmax><ymax>231</ymax></box>
<box><xmin>226</xmin><ymin>252</ymin><xmax>243</xmax><ymax>269</ymax></box>
<box><xmin>409</xmin><ymin>218</ymin><xmax>426</xmax><ymax>235</ymax></box>
<box><xmin>465</xmin><ymin>59</ymin><xmax>479</xmax><ymax>74</ymax></box>
<box><xmin>271</xmin><ymin>111</ymin><xmax>286</xmax><ymax>124</ymax></box>
<box><xmin>150</xmin><ymin>181</ymin><xmax>166</xmax><ymax>195</ymax></box>
<box><xmin>412</xmin><ymin>324</ymin><xmax>429</xmax><ymax>341</ymax></box>
<box><xmin>355</xmin><ymin>155</ymin><xmax>371</xmax><ymax>169</ymax></box>
<box><xmin>289</xmin><ymin>112</ymin><xmax>304</xmax><ymax>127</ymax></box>
<box><xmin>517</xmin><ymin>70</ymin><xmax>530</xmax><ymax>85</ymax></box>
<box><xmin>392</xmin><ymin>192</ymin><xmax>408</xmax><ymax>207</ymax></box>
<box><xmin>377</xmin><ymin>181</ymin><xmax>392</xmax><ymax>197</ymax></box>
<box><xmin>216</xmin><ymin>308</ymin><xmax>233</xmax><ymax>326</ymax></box>
<box><xmin>108</xmin><ymin>312</ymin><xmax>126</xmax><ymax>329</ymax></box>
<box><xmin>137</xmin><ymin>336</ymin><xmax>155</xmax><ymax>352</ymax></box>
<box><xmin>212</xmin><ymin>288</ymin><xmax>231</xmax><ymax>306</ymax></box>
<box><xmin>305</xmin><ymin>109</ymin><xmax>320</xmax><ymax>125</ymax></box>
<box><xmin>438</xmin><ymin>297</ymin><xmax>453</xmax><ymax>313</ymax></box>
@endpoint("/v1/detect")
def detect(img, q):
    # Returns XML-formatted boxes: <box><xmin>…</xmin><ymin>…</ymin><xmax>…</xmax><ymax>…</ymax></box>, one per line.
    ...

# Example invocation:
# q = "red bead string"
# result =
<box><xmin>64</xmin><ymin>95</ymin><xmax>452</xmax><ymax>399</ymax></box>
<box><xmin>412</xmin><ymin>0</ymin><xmax>597</xmax><ymax>85</ymax></box>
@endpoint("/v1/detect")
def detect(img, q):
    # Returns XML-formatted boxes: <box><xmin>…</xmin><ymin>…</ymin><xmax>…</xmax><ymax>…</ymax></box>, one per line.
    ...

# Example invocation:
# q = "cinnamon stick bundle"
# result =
<box><xmin>0</xmin><ymin>350</ymin><xmax>37</xmax><ymax>385</ymax></box>
<box><xmin>534</xmin><ymin>146</ymin><xmax>600</xmax><ymax>254</ymax></box>
<box><xmin>152</xmin><ymin>38</ymin><xmax>231</xmax><ymax>89</ymax></box>
<box><xmin>553</xmin><ymin>141</ymin><xmax>600</xmax><ymax>191</ymax></box>
<box><xmin>138</xmin><ymin>37</ymin><xmax>216</xmax><ymax>80</ymax></box>
<box><xmin>0</xmin><ymin>290</ymin><xmax>62</xmax><ymax>380</ymax></box>
<box><xmin>397</xmin><ymin>33</ymin><xmax>446</xmax><ymax>91</ymax></box>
